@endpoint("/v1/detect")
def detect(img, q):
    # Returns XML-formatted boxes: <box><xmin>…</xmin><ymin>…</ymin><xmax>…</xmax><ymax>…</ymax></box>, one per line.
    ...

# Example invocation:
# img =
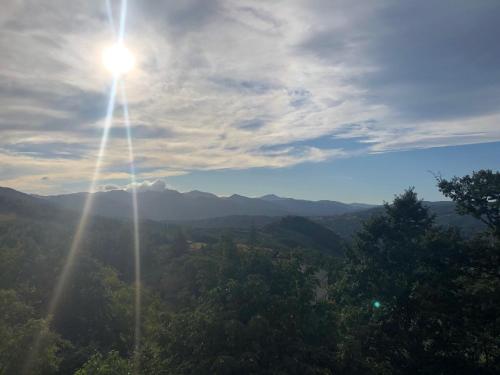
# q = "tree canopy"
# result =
<box><xmin>438</xmin><ymin>169</ymin><xmax>500</xmax><ymax>237</ymax></box>
<box><xmin>0</xmin><ymin>170</ymin><xmax>498</xmax><ymax>374</ymax></box>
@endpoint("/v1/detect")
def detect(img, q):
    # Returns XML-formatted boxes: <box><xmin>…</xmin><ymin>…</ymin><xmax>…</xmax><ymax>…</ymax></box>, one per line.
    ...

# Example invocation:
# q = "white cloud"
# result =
<box><xmin>126</xmin><ymin>179</ymin><xmax>167</xmax><ymax>193</ymax></box>
<box><xmin>98</xmin><ymin>179</ymin><xmax>170</xmax><ymax>193</ymax></box>
<box><xmin>0</xmin><ymin>0</ymin><xmax>499</xmax><ymax>193</ymax></box>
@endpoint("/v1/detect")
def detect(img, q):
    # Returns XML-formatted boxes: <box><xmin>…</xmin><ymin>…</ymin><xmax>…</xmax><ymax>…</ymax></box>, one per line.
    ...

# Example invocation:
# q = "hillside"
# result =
<box><xmin>263</xmin><ymin>216</ymin><xmax>345</xmax><ymax>256</ymax></box>
<box><xmin>0</xmin><ymin>187</ymin><xmax>73</xmax><ymax>221</ymax></box>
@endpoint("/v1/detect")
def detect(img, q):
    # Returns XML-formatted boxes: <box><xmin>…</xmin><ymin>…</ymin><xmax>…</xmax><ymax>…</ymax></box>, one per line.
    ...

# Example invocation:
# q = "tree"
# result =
<box><xmin>171</xmin><ymin>229</ymin><xmax>189</xmax><ymax>257</ymax></box>
<box><xmin>74</xmin><ymin>351</ymin><xmax>131</xmax><ymax>375</ymax></box>
<box><xmin>248</xmin><ymin>224</ymin><xmax>258</xmax><ymax>249</ymax></box>
<box><xmin>151</xmin><ymin>247</ymin><xmax>337</xmax><ymax>374</ymax></box>
<box><xmin>438</xmin><ymin>170</ymin><xmax>500</xmax><ymax>237</ymax></box>
<box><xmin>333</xmin><ymin>190</ymin><xmax>478</xmax><ymax>374</ymax></box>
<box><xmin>220</xmin><ymin>234</ymin><xmax>238</xmax><ymax>260</ymax></box>
<box><xmin>437</xmin><ymin>170</ymin><xmax>500</xmax><ymax>373</ymax></box>
<box><xmin>0</xmin><ymin>289</ymin><xmax>64</xmax><ymax>375</ymax></box>
<box><xmin>53</xmin><ymin>257</ymin><xmax>135</xmax><ymax>372</ymax></box>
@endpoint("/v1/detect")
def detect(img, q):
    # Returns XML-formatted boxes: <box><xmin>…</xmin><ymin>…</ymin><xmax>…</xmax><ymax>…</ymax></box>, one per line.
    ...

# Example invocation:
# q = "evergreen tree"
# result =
<box><xmin>171</xmin><ymin>229</ymin><xmax>189</xmax><ymax>256</ymax></box>
<box><xmin>334</xmin><ymin>190</ymin><xmax>470</xmax><ymax>373</ymax></box>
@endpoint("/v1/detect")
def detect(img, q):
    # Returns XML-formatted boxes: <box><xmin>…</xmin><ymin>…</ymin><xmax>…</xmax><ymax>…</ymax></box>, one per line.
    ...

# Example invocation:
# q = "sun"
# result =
<box><xmin>102</xmin><ymin>43</ymin><xmax>135</xmax><ymax>76</ymax></box>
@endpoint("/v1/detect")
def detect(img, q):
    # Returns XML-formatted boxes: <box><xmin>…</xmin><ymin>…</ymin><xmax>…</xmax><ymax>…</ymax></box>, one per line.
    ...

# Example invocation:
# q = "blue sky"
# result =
<box><xmin>0</xmin><ymin>0</ymin><xmax>499</xmax><ymax>202</ymax></box>
<box><xmin>167</xmin><ymin>141</ymin><xmax>500</xmax><ymax>203</ymax></box>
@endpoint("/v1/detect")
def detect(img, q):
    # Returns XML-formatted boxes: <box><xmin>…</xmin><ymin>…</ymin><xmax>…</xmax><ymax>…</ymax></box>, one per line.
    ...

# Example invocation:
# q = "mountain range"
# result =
<box><xmin>0</xmin><ymin>186</ymin><xmax>485</xmax><ymax>239</ymax></box>
<box><xmin>39</xmin><ymin>188</ymin><xmax>375</xmax><ymax>221</ymax></box>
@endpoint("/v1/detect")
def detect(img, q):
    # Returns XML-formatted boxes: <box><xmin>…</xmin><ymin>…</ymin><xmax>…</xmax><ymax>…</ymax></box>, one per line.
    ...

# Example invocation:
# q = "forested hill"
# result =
<box><xmin>0</xmin><ymin>187</ymin><xmax>73</xmax><ymax>221</ymax></box>
<box><xmin>0</xmin><ymin>170</ymin><xmax>499</xmax><ymax>374</ymax></box>
<box><xmin>262</xmin><ymin>216</ymin><xmax>345</xmax><ymax>256</ymax></box>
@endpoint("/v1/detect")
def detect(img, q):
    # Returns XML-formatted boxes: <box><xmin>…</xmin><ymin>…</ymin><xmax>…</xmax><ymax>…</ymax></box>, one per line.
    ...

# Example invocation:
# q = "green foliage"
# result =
<box><xmin>53</xmin><ymin>259</ymin><xmax>135</xmax><ymax>351</ymax></box>
<box><xmin>248</xmin><ymin>223</ymin><xmax>258</xmax><ymax>249</ymax></box>
<box><xmin>333</xmin><ymin>187</ymin><xmax>500</xmax><ymax>374</ymax></box>
<box><xmin>438</xmin><ymin>169</ymin><xmax>500</xmax><ymax>236</ymax></box>
<box><xmin>148</xmin><ymin>248</ymin><xmax>337</xmax><ymax>374</ymax></box>
<box><xmin>0</xmin><ymin>170</ymin><xmax>498</xmax><ymax>374</ymax></box>
<box><xmin>171</xmin><ymin>229</ymin><xmax>189</xmax><ymax>256</ymax></box>
<box><xmin>74</xmin><ymin>351</ymin><xmax>131</xmax><ymax>375</ymax></box>
<box><xmin>263</xmin><ymin>216</ymin><xmax>344</xmax><ymax>256</ymax></box>
<box><xmin>0</xmin><ymin>290</ymin><xmax>64</xmax><ymax>375</ymax></box>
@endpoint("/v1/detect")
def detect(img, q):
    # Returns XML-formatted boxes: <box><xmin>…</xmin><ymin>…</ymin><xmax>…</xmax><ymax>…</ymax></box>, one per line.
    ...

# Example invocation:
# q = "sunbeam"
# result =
<box><xmin>121</xmin><ymin>81</ymin><xmax>142</xmax><ymax>371</ymax></box>
<box><xmin>22</xmin><ymin>74</ymin><xmax>119</xmax><ymax>375</ymax></box>
<box><xmin>47</xmin><ymin>77</ymin><xmax>118</xmax><ymax>318</ymax></box>
<box><xmin>22</xmin><ymin>1</ymin><xmax>129</xmax><ymax>373</ymax></box>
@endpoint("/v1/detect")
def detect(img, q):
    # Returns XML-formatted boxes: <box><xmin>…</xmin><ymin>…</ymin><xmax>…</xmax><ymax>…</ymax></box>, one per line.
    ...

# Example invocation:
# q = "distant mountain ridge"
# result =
<box><xmin>316</xmin><ymin>201</ymin><xmax>486</xmax><ymax>239</ymax></box>
<box><xmin>259</xmin><ymin>194</ymin><xmax>374</xmax><ymax>216</ymax></box>
<box><xmin>0</xmin><ymin>186</ymin><xmax>485</xmax><ymax>239</ymax></box>
<box><xmin>39</xmin><ymin>188</ymin><xmax>376</xmax><ymax>221</ymax></box>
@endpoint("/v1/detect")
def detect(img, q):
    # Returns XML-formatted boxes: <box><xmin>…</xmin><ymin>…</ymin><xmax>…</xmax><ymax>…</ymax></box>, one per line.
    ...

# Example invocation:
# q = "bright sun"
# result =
<box><xmin>102</xmin><ymin>43</ymin><xmax>135</xmax><ymax>76</ymax></box>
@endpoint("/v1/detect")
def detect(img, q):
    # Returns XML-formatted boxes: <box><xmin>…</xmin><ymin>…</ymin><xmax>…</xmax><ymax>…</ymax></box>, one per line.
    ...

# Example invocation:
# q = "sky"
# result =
<box><xmin>0</xmin><ymin>0</ymin><xmax>499</xmax><ymax>203</ymax></box>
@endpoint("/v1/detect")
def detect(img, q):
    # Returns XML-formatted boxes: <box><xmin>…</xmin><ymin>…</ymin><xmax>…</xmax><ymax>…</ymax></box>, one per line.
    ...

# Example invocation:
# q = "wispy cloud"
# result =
<box><xmin>1</xmin><ymin>0</ymin><xmax>499</xmax><ymax>193</ymax></box>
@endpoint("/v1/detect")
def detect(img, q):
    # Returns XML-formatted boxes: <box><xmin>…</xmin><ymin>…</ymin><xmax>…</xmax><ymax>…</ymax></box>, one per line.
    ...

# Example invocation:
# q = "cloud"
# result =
<box><xmin>99</xmin><ymin>179</ymin><xmax>168</xmax><ymax>193</ymax></box>
<box><xmin>127</xmin><ymin>179</ymin><xmax>167</xmax><ymax>192</ymax></box>
<box><xmin>0</xmin><ymin>0</ymin><xmax>499</xmax><ymax>193</ymax></box>
<box><xmin>102</xmin><ymin>184</ymin><xmax>119</xmax><ymax>191</ymax></box>
<box><xmin>299</xmin><ymin>0</ymin><xmax>500</xmax><ymax>122</ymax></box>
<box><xmin>2</xmin><ymin>142</ymin><xmax>91</xmax><ymax>160</ymax></box>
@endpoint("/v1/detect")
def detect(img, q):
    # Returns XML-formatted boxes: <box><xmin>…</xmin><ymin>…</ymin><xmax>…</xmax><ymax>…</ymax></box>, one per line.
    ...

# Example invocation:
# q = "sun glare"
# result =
<box><xmin>102</xmin><ymin>43</ymin><xmax>135</xmax><ymax>76</ymax></box>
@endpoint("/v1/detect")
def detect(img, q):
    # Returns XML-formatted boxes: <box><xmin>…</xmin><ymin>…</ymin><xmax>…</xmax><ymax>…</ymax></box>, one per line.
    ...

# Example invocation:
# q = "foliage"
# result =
<box><xmin>264</xmin><ymin>216</ymin><xmax>344</xmax><ymax>255</ymax></box>
<box><xmin>438</xmin><ymin>169</ymin><xmax>500</xmax><ymax>237</ymax></box>
<box><xmin>0</xmin><ymin>290</ymin><xmax>64</xmax><ymax>375</ymax></box>
<box><xmin>74</xmin><ymin>351</ymin><xmax>131</xmax><ymax>375</ymax></box>
<box><xmin>149</xmin><ymin>248</ymin><xmax>337</xmax><ymax>374</ymax></box>
<box><xmin>332</xmin><ymin>188</ymin><xmax>500</xmax><ymax>374</ymax></box>
<box><xmin>0</xmin><ymin>170</ymin><xmax>498</xmax><ymax>374</ymax></box>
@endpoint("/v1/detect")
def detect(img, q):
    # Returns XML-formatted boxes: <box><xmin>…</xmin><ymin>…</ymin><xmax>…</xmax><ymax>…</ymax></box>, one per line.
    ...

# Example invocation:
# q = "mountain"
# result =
<box><xmin>41</xmin><ymin>189</ymin><xmax>371</xmax><ymax>221</ymax></box>
<box><xmin>260</xmin><ymin>194</ymin><xmax>376</xmax><ymax>216</ymax></box>
<box><xmin>0</xmin><ymin>187</ymin><xmax>68</xmax><ymax>220</ymax></box>
<box><xmin>0</xmin><ymin>186</ymin><xmax>486</xmax><ymax>239</ymax></box>
<box><xmin>183</xmin><ymin>190</ymin><xmax>219</xmax><ymax>199</ymax></box>
<box><xmin>316</xmin><ymin>201</ymin><xmax>486</xmax><ymax>239</ymax></box>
